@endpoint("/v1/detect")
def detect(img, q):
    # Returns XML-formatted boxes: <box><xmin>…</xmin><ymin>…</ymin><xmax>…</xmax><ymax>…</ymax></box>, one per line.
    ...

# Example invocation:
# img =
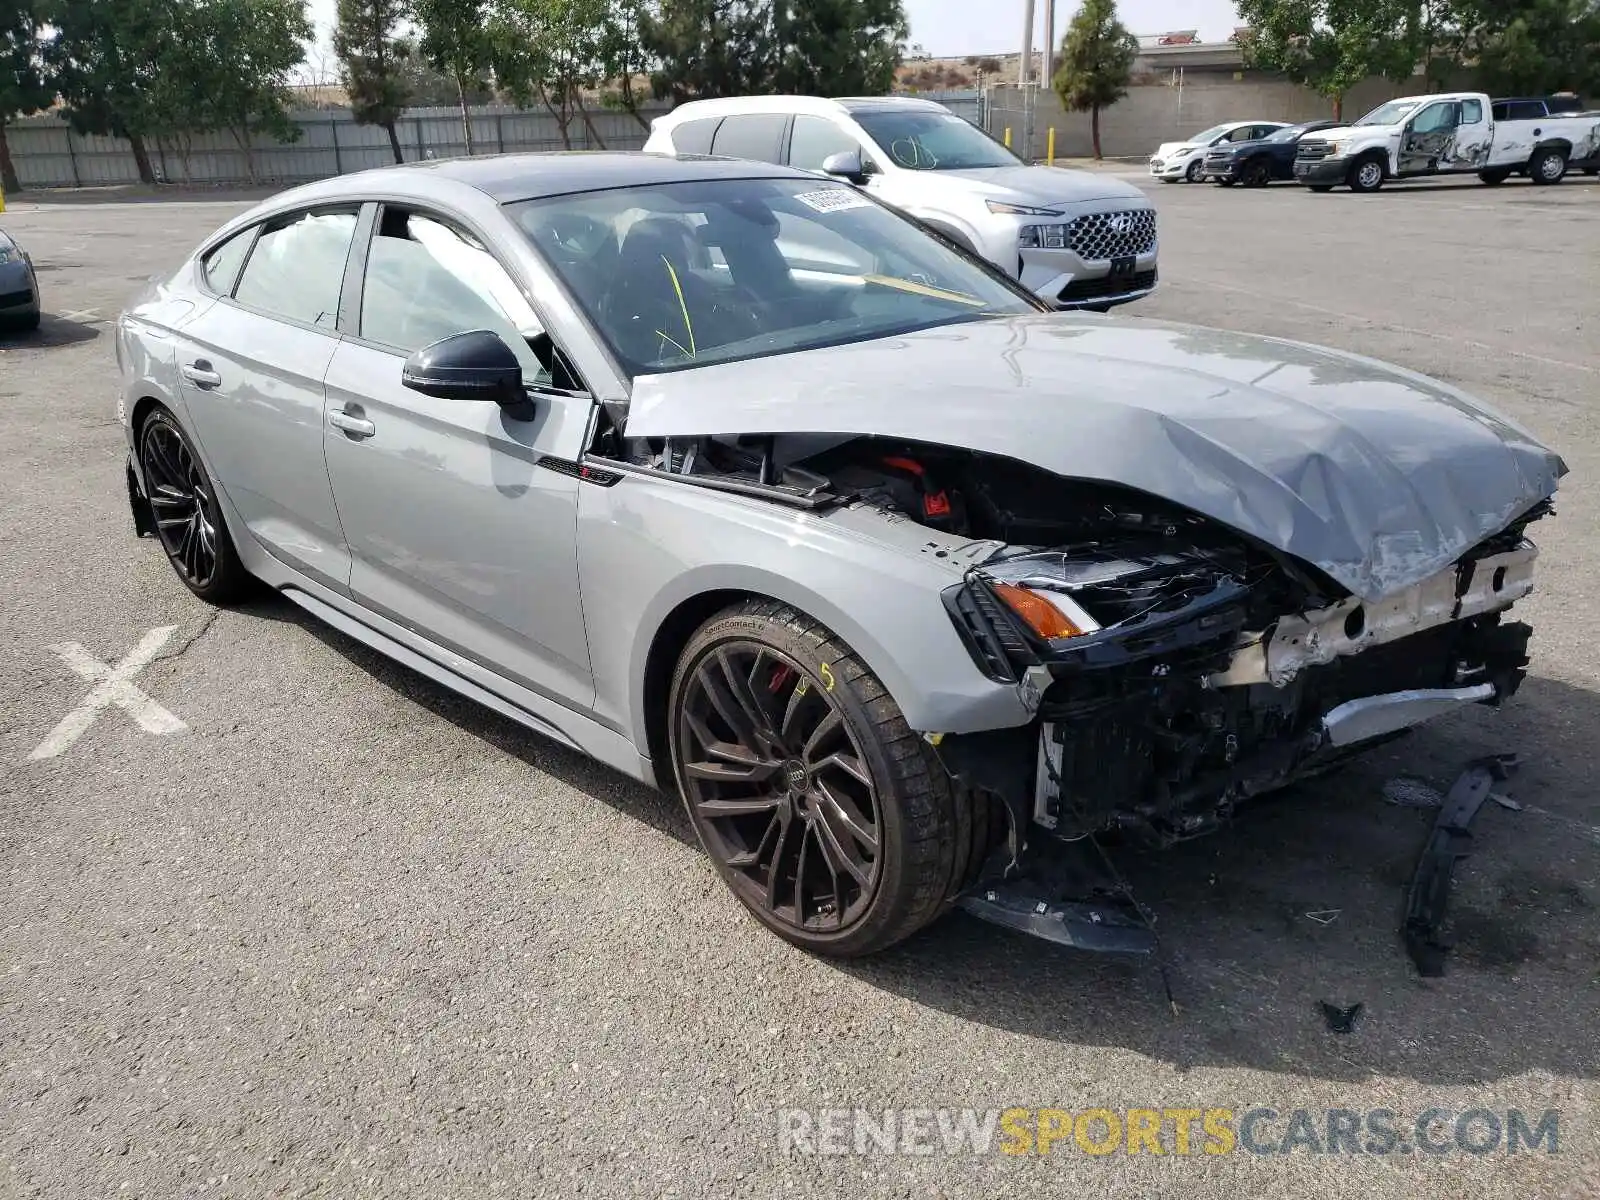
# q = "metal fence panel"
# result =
<box><xmin>4</xmin><ymin>100</ymin><xmax>670</xmax><ymax>190</ymax></box>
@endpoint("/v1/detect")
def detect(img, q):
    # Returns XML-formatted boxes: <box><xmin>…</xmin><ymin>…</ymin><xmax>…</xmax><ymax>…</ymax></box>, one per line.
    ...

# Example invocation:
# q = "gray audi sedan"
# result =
<box><xmin>118</xmin><ymin>153</ymin><xmax>1563</xmax><ymax>957</ymax></box>
<box><xmin>0</xmin><ymin>227</ymin><xmax>40</xmax><ymax>329</ymax></box>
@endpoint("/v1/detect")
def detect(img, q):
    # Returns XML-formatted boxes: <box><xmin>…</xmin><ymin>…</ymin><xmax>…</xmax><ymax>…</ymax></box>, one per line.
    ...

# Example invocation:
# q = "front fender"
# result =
<box><xmin>576</xmin><ymin>469</ymin><xmax>1034</xmax><ymax>745</ymax></box>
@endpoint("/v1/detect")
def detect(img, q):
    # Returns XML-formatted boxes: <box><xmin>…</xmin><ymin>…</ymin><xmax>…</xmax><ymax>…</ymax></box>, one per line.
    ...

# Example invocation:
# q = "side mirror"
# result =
<box><xmin>402</xmin><ymin>330</ymin><xmax>526</xmax><ymax>407</ymax></box>
<box><xmin>822</xmin><ymin>149</ymin><xmax>871</xmax><ymax>185</ymax></box>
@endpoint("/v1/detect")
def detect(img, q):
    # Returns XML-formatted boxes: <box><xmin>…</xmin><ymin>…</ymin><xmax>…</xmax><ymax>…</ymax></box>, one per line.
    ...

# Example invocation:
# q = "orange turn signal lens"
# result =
<box><xmin>991</xmin><ymin>583</ymin><xmax>1087</xmax><ymax>640</ymax></box>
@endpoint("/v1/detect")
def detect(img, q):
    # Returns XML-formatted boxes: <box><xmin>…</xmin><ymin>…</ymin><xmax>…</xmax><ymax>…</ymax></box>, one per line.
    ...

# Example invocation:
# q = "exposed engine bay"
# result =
<box><xmin>611</xmin><ymin>429</ymin><xmax>1547</xmax><ymax>869</ymax></box>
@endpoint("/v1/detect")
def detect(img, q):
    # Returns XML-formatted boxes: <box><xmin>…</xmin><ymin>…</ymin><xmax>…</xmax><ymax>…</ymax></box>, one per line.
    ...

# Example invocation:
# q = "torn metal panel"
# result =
<box><xmin>624</xmin><ymin>315</ymin><xmax>1565</xmax><ymax>602</ymax></box>
<box><xmin>1210</xmin><ymin>542</ymin><xmax>1538</xmax><ymax>687</ymax></box>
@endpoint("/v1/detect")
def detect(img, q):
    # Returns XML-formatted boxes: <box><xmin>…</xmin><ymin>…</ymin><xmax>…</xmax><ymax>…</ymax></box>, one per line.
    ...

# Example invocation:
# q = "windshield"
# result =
<box><xmin>1267</xmin><ymin>124</ymin><xmax>1311</xmax><ymax>142</ymax></box>
<box><xmin>509</xmin><ymin>178</ymin><xmax>1038</xmax><ymax>378</ymax></box>
<box><xmin>852</xmin><ymin>110</ymin><xmax>1021</xmax><ymax>170</ymax></box>
<box><xmin>1189</xmin><ymin>124</ymin><xmax>1235</xmax><ymax>145</ymax></box>
<box><xmin>1356</xmin><ymin>100</ymin><xmax>1421</xmax><ymax>126</ymax></box>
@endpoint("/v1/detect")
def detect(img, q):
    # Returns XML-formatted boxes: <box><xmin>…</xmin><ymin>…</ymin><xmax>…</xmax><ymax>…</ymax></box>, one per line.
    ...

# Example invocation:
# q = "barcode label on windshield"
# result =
<box><xmin>794</xmin><ymin>189</ymin><xmax>874</xmax><ymax>214</ymax></box>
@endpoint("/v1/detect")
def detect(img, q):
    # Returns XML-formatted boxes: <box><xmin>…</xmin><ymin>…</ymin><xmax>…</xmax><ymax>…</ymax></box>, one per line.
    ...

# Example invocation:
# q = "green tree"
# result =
<box><xmin>414</xmin><ymin>0</ymin><xmax>492</xmax><ymax>153</ymax></box>
<box><xmin>595</xmin><ymin>0</ymin><xmax>654</xmax><ymax>131</ymax></box>
<box><xmin>1052</xmin><ymin>0</ymin><xmax>1138</xmax><ymax>159</ymax></box>
<box><xmin>43</xmin><ymin>0</ymin><xmax>178</xmax><ymax>183</ymax></box>
<box><xmin>177</xmin><ymin>0</ymin><xmax>311</xmax><ymax>181</ymax></box>
<box><xmin>492</xmin><ymin>0</ymin><xmax>612</xmax><ymax>148</ymax></box>
<box><xmin>641</xmin><ymin>0</ymin><xmax>777</xmax><ymax>102</ymax></box>
<box><xmin>334</xmin><ymin>0</ymin><xmax>412</xmax><ymax>164</ymax></box>
<box><xmin>1</xmin><ymin>0</ymin><xmax>53</xmax><ymax>193</ymax></box>
<box><xmin>1235</xmin><ymin>0</ymin><xmax>1424</xmax><ymax>120</ymax></box>
<box><xmin>774</xmin><ymin>0</ymin><xmax>908</xmax><ymax>95</ymax></box>
<box><xmin>1441</xmin><ymin>0</ymin><xmax>1600</xmax><ymax>96</ymax></box>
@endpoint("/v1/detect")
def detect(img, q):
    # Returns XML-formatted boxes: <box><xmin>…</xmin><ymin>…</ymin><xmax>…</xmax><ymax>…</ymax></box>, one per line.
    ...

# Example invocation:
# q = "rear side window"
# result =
<box><xmin>711</xmin><ymin>114</ymin><xmax>790</xmax><ymax>163</ymax></box>
<box><xmin>788</xmin><ymin>115</ymin><xmax>863</xmax><ymax>172</ymax></box>
<box><xmin>201</xmin><ymin>229</ymin><xmax>254</xmax><ymax>295</ymax></box>
<box><xmin>1499</xmin><ymin>100</ymin><xmax>1546</xmax><ymax>121</ymax></box>
<box><xmin>670</xmin><ymin>118</ymin><xmax>720</xmax><ymax>156</ymax></box>
<box><xmin>233</xmin><ymin>209</ymin><xmax>358</xmax><ymax>329</ymax></box>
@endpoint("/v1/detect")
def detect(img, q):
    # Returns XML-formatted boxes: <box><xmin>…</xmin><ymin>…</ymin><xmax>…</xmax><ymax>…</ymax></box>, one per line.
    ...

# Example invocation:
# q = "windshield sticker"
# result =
<box><xmin>794</xmin><ymin>189</ymin><xmax>874</xmax><ymax>214</ymax></box>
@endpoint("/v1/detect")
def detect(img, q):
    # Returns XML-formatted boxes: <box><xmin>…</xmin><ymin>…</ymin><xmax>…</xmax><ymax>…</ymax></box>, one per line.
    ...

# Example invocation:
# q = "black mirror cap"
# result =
<box><xmin>821</xmin><ymin>149</ymin><xmax>868</xmax><ymax>184</ymax></box>
<box><xmin>402</xmin><ymin>329</ymin><xmax>525</xmax><ymax>406</ymax></box>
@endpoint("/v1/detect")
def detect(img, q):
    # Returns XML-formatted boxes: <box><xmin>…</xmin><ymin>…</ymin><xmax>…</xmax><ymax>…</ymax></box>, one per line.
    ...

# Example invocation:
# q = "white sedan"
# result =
<box><xmin>1149</xmin><ymin>121</ymin><xmax>1290</xmax><ymax>182</ymax></box>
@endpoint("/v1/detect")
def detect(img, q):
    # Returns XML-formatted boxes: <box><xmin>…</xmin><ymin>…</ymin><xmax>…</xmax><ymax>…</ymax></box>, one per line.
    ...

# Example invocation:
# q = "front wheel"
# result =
<box><xmin>1479</xmin><ymin>169</ymin><xmax>1511</xmax><ymax>186</ymax></box>
<box><xmin>1215</xmin><ymin>178</ymin><xmax>1236</xmax><ymax>188</ymax></box>
<box><xmin>1185</xmin><ymin>159</ymin><xmax>1203</xmax><ymax>182</ymax></box>
<box><xmin>138</xmin><ymin>407</ymin><xmax>250</xmax><ymax>604</ymax></box>
<box><xmin>1529</xmin><ymin>147</ymin><xmax>1567</xmax><ymax>185</ymax></box>
<box><xmin>1241</xmin><ymin>159</ymin><xmax>1273</xmax><ymax>188</ymax></box>
<box><xmin>669</xmin><ymin>601</ymin><xmax>972</xmax><ymax>957</ymax></box>
<box><xmin>1307</xmin><ymin>185</ymin><xmax>1334</xmax><ymax>193</ymax></box>
<box><xmin>1348</xmin><ymin>157</ymin><xmax>1386</xmax><ymax>193</ymax></box>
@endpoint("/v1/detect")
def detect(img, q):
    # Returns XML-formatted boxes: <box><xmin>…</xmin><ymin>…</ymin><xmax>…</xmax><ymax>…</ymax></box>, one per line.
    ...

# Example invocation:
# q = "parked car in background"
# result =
<box><xmin>0</xmin><ymin>228</ymin><xmax>40</xmax><ymax>330</ymax></box>
<box><xmin>1295</xmin><ymin>92</ymin><xmax>1600</xmax><ymax>191</ymax></box>
<box><xmin>1201</xmin><ymin>121</ymin><xmax>1342</xmax><ymax>187</ymax></box>
<box><xmin>1148</xmin><ymin>121</ymin><xmax>1290</xmax><ymax>182</ymax></box>
<box><xmin>645</xmin><ymin>95</ymin><xmax>1159</xmax><ymax>310</ymax></box>
<box><xmin>117</xmin><ymin>153</ymin><xmax>1563</xmax><ymax>958</ymax></box>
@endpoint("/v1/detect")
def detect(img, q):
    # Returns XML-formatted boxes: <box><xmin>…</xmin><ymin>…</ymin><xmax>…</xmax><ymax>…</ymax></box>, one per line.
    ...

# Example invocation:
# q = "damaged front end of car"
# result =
<box><xmin>928</xmin><ymin>489</ymin><xmax>1546</xmax><ymax>952</ymax></box>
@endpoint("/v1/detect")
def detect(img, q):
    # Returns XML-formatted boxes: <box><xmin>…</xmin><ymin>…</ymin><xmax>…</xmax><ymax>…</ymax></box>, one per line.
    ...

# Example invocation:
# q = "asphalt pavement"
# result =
<box><xmin>1</xmin><ymin>172</ymin><xmax>1596</xmax><ymax>1199</ymax></box>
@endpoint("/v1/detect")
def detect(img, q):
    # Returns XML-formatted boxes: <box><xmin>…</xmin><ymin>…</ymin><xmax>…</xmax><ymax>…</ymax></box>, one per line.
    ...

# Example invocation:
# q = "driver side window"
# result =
<box><xmin>1410</xmin><ymin>103</ymin><xmax>1458</xmax><ymax>134</ymax></box>
<box><xmin>359</xmin><ymin>207</ymin><xmax>551</xmax><ymax>381</ymax></box>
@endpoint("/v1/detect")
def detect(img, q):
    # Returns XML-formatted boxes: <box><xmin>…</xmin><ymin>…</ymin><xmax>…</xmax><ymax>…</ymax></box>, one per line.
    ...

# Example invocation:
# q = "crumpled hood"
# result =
<box><xmin>625</xmin><ymin>315</ymin><xmax>1566</xmax><ymax>602</ymax></box>
<box><xmin>934</xmin><ymin>165</ymin><xmax>1148</xmax><ymax>206</ymax></box>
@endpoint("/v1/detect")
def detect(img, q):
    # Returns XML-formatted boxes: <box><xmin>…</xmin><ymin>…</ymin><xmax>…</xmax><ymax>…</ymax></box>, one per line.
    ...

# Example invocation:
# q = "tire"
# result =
<box><xmin>1347</xmin><ymin>156</ymin><xmax>1386</xmax><ymax>193</ymax></box>
<box><xmin>1307</xmin><ymin>185</ymin><xmax>1334</xmax><ymax>193</ymax></box>
<box><xmin>1215</xmin><ymin>178</ymin><xmax>1236</xmax><ymax>187</ymax></box>
<box><xmin>1584</xmin><ymin>167</ymin><xmax>1598</xmax><ymax>177</ymax></box>
<box><xmin>137</xmin><ymin>406</ymin><xmax>250</xmax><ymax>604</ymax></box>
<box><xmin>668</xmin><ymin>600</ymin><xmax>972</xmax><ymax>957</ymax></box>
<box><xmin>1478</xmin><ymin>169</ymin><xmax>1511</xmax><ymax>186</ymax></box>
<box><xmin>1185</xmin><ymin>159</ymin><xmax>1203</xmax><ymax>182</ymax></box>
<box><xmin>1241</xmin><ymin>158</ymin><xmax>1273</xmax><ymax>188</ymax></box>
<box><xmin>1</xmin><ymin>309</ymin><xmax>40</xmax><ymax>332</ymax></box>
<box><xmin>1529</xmin><ymin>147</ymin><xmax>1567</xmax><ymax>185</ymax></box>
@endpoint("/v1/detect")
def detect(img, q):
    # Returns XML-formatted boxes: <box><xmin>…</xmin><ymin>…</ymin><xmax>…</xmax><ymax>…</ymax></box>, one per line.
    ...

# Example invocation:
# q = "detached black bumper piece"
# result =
<box><xmin>1402</xmin><ymin>753</ymin><xmax>1519</xmax><ymax>976</ymax></box>
<box><xmin>1294</xmin><ymin>157</ymin><xmax>1349</xmax><ymax>185</ymax></box>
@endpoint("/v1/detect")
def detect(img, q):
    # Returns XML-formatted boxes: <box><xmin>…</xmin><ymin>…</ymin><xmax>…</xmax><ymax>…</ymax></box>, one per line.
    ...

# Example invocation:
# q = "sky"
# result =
<box><xmin>304</xmin><ymin>0</ymin><xmax>1244</xmax><ymax>59</ymax></box>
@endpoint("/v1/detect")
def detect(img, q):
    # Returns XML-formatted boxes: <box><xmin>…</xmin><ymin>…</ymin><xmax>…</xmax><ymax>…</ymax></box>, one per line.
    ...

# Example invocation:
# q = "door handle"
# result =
<box><xmin>329</xmin><ymin>408</ymin><xmax>376</xmax><ymax>438</ymax></box>
<box><xmin>181</xmin><ymin>361</ymin><xmax>221</xmax><ymax>388</ymax></box>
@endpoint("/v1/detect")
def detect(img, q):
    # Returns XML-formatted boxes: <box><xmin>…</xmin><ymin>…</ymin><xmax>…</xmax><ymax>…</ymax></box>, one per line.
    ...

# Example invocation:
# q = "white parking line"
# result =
<box><xmin>28</xmin><ymin>626</ymin><xmax>187</xmax><ymax>760</ymax></box>
<box><xmin>58</xmin><ymin>308</ymin><xmax>101</xmax><ymax>324</ymax></box>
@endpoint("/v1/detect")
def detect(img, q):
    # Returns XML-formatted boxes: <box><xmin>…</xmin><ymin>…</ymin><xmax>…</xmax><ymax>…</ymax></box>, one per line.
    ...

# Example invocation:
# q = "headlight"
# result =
<box><xmin>0</xmin><ymin>247</ymin><xmax>18</xmax><ymax>266</ymax></box>
<box><xmin>987</xmin><ymin>200</ymin><xmax>1063</xmax><ymax>217</ymax></box>
<box><xmin>990</xmin><ymin>582</ymin><xmax>1101</xmax><ymax>641</ymax></box>
<box><xmin>1321</xmin><ymin>139</ymin><xmax>1351</xmax><ymax>155</ymax></box>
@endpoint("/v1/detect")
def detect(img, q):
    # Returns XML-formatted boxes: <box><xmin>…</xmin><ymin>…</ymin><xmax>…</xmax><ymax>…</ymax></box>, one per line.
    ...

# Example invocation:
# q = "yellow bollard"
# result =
<box><xmin>1048</xmin><ymin>128</ymin><xmax>1056</xmax><ymax>166</ymax></box>
<box><xmin>1004</xmin><ymin>127</ymin><xmax>1012</xmax><ymax>148</ymax></box>
<box><xmin>0</xmin><ymin>185</ymin><xmax>6</xmax><ymax>213</ymax></box>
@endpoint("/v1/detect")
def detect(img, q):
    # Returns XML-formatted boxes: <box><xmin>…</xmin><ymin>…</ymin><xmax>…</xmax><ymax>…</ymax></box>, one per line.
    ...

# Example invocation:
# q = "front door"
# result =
<box><xmin>1399</xmin><ymin>101</ymin><xmax>1463</xmax><ymax>175</ymax></box>
<box><xmin>175</xmin><ymin>207</ymin><xmax>359</xmax><ymax>590</ymax></box>
<box><xmin>320</xmin><ymin>204</ymin><xmax>595</xmax><ymax>712</ymax></box>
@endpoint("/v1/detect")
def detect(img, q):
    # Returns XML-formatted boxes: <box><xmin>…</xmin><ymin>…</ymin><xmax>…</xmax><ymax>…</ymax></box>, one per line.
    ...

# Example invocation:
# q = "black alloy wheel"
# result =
<box><xmin>138</xmin><ymin>408</ymin><xmax>247</xmax><ymax>602</ymax></box>
<box><xmin>669</xmin><ymin>602</ymin><xmax>978</xmax><ymax>956</ymax></box>
<box><xmin>1242</xmin><ymin>158</ymin><xmax>1273</xmax><ymax>187</ymax></box>
<box><xmin>677</xmin><ymin>641</ymin><xmax>882</xmax><ymax>934</ymax></box>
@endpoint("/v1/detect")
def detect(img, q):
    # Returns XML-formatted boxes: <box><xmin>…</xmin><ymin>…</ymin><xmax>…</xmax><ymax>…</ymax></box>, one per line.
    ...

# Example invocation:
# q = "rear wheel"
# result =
<box><xmin>669</xmin><ymin>601</ymin><xmax>972</xmax><ymax>957</ymax></box>
<box><xmin>1529</xmin><ymin>147</ymin><xmax>1567</xmax><ymax>185</ymax></box>
<box><xmin>1348</xmin><ymin>157</ymin><xmax>1386</xmax><ymax>193</ymax></box>
<box><xmin>138</xmin><ymin>407</ymin><xmax>250</xmax><ymax>604</ymax></box>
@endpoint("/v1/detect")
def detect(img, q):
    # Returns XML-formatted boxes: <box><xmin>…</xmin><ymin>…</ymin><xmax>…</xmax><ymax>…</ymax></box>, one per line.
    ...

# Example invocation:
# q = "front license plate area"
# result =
<box><xmin>1108</xmin><ymin>255</ymin><xmax>1137</xmax><ymax>281</ymax></box>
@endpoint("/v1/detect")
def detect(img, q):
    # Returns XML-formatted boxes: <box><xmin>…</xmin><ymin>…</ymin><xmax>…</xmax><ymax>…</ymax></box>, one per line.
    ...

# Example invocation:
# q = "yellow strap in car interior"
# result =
<box><xmin>659</xmin><ymin>255</ymin><xmax>697</xmax><ymax>357</ymax></box>
<box><xmin>861</xmin><ymin>274</ymin><xmax>986</xmax><ymax>307</ymax></box>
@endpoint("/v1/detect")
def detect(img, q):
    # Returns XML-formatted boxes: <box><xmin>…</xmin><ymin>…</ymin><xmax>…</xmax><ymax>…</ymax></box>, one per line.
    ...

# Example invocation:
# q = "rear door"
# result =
<box><xmin>173</xmin><ymin>206</ymin><xmax>360</xmax><ymax>590</ymax></box>
<box><xmin>320</xmin><ymin>203</ymin><xmax>595</xmax><ymax>711</ymax></box>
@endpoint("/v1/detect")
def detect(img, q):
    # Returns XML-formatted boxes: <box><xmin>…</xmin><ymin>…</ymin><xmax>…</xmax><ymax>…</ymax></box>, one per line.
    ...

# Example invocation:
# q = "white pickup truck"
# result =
<box><xmin>1294</xmin><ymin>92</ymin><xmax>1600</xmax><ymax>192</ymax></box>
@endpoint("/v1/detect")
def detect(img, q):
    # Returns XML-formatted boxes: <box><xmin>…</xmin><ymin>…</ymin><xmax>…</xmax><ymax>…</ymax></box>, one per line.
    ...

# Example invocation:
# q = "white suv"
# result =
<box><xmin>644</xmin><ymin>95</ymin><xmax>1159</xmax><ymax>310</ymax></box>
